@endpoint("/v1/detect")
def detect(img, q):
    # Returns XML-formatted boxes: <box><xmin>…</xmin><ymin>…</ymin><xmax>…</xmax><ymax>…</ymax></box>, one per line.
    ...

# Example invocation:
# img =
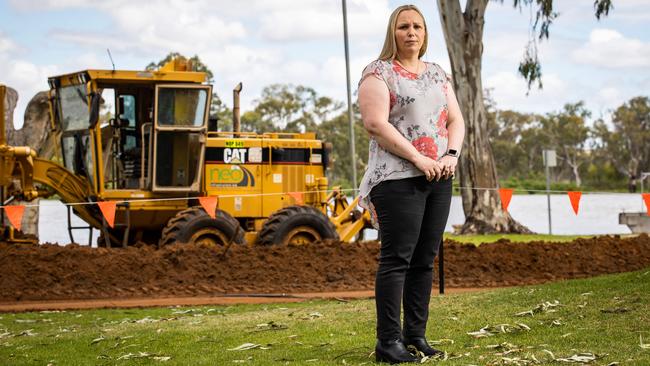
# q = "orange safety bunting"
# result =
<box><xmin>288</xmin><ymin>192</ymin><xmax>304</xmax><ymax>205</ymax></box>
<box><xmin>567</xmin><ymin>191</ymin><xmax>582</xmax><ymax>215</ymax></box>
<box><xmin>199</xmin><ymin>196</ymin><xmax>218</xmax><ymax>219</ymax></box>
<box><xmin>643</xmin><ymin>193</ymin><xmax>650</xmax><ymax>216</ymax></box>
<box><xmin>97</xmin><ymin>201</ymin><xmax>117</xmax><ymax>228</ymax></box>
<box><xmin>499</xmin><ymin>188</ymin><xmax>513</xmax><ymax>212</ymax></box>
<box><xmin>4</xmin><ymin>205</ymin><xmax>25</xmax><ymax>231</ymax></box>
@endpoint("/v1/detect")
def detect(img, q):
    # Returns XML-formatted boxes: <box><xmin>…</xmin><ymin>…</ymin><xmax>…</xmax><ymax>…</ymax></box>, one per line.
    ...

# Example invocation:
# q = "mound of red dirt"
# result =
<box><xmin>1</xmin><ymin>235</ymin><xmax>649</xmax><ymax>302</ymax></box>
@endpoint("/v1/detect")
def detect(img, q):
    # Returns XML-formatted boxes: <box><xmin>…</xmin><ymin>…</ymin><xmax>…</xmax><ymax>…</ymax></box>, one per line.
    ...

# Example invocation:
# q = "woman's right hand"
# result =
<box><xmin>412</xmin><ymin>154</ymin><xmax>443</xmax><ymax>181</ymax></box>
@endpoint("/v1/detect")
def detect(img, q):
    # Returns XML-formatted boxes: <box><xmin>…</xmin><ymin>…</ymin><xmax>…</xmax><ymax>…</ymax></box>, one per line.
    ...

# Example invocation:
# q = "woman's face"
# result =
<box><xmin>394</xmin><ymin>10</ymin><xmax>425</xmax><ymax>56</ymax></box>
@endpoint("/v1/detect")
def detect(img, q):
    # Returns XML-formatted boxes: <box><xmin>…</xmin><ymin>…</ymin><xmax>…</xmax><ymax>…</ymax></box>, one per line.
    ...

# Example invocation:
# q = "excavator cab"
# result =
<box><xmin>152</xmin><ymin>84</ymin><xmax>210</xmax><ymax>191</ymax></box>
<box><xmin>48</xmin><ymin>67</ymin><xmax>211</xmax><ymax>197</ymax></box>
<box><xmin>44</xmin><ymin>62</ymin><xmax>213</xmax><ymax>246</ymax></box>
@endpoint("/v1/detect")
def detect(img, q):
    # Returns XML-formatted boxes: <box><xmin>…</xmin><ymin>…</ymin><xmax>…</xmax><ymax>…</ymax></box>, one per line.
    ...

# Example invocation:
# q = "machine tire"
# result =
<box><xmin>158</xmin><ymin>207</ymin><xmax>246</xmax><ymax>247</ymax></box>
<box><xmin>257</xmin><ymin>205</ymin><xmax>339</xmax><ymax>246</ymax></box>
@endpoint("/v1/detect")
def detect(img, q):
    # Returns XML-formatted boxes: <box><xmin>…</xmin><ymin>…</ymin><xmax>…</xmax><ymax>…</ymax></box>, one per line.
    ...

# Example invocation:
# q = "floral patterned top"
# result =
<box><xmin>358</xmin><ymin>59</ymin><xmax>451</xmax><ymax>228</ymax></box>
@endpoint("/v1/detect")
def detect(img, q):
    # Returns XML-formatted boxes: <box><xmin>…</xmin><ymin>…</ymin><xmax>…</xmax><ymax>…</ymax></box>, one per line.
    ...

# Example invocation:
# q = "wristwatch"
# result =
<box><xmin>446</xmin><ymin>149</ymin><xmax>459</xmax><ymax>158</ymax></box>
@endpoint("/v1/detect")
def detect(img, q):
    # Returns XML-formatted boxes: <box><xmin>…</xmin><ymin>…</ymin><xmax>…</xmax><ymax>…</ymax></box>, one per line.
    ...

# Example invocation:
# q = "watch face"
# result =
<box><xmin>448</xmin><ymin>149</ymin><xmax>458</xmax><ymax>156</ymax></box>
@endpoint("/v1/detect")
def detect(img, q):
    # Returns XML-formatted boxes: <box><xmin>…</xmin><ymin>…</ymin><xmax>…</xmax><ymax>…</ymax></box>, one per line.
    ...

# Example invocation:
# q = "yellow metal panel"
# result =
<box><xmin>205</xmin><ymin>163</ymin><xmax>262</xmax><ymax>217</ymax></box>
<box><xmin>50</xmin><ymin>70</ymin><xmax>207</xmax><ymax>86</ymax></box>
<box><xmin>205</xmin><ymin>137</ymin><xmax>264</xmax><ymax>218</ymax></box>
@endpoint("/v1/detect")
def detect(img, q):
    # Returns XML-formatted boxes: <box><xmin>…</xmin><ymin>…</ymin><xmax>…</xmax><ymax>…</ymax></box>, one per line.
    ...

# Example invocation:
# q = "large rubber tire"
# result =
<box><xmin>257</xmin><ymin>206</ymin><xmax>339</xmax><ymax>246</ymax></box>
<box><xmin>159</xmin><ymin>207</ymin><xmax>246</xmax><ymax>247</ymax></box>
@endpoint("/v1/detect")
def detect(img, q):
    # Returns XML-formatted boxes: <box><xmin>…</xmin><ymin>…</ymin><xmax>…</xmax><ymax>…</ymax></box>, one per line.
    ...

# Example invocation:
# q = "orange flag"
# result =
<box><xmin>97</xmin><ymin>201</ymin><xmax>117</xmax><ymax>228</ymax></box>
<box><xmin>567</xmin><ymin>191</ymin><xmax>582</xmax><ymax>215</ymax></box>
<box><xmin>199</xmin><ymin>196</ymin><xmax>218</xmax><ymax>219</ymax></box>
<box><xmin>499</xmin><ymin>188</ymin><xmax>513</xmax><ymax>212</ymax></box>
<box><xmin>643</xmin><ymin>193</ymin><xmax>650</xmax><ymax>216</ymax></box>
<box><xmin>4</xmin><ymin>205</ymin><xmax>25</xmax><ymax>231</ymax></box>
<box><xmin>288</xmin><ymin>192</ymin><xmax>304</xmax><ymax>205</ymax></box>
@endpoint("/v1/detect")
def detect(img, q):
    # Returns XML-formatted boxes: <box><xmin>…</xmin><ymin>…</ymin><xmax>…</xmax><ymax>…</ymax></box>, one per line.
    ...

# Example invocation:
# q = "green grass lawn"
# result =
<box><xmin>1</xmin><ymin>268</ymin><xmax>649</xmax><ymax>365</ymax></box>
<box><xmin>443</xmin><ymin>233</ymin><xmax>599</xmax><ymax>245</ymax></box>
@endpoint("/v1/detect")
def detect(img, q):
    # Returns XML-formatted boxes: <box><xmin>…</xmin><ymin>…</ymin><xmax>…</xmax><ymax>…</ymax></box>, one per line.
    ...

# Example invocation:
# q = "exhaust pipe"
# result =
<box><xmin>0</xmin><ymin>85</ymin><xmax>6</xmax><ymax>146</ymax></box>
<box><xmin>233</xmin><ymin>82</ymin><xmax>242</xmax><ymax>133</ymax></box>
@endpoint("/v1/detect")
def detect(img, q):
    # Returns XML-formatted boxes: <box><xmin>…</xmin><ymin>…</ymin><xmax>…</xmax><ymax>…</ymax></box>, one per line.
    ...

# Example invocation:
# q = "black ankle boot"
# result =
<box><xmin>402</xmin><ymin>336</ymin><xmax>444</xmax><ymax>357</ymax></box>
<box><xmin>375</xmin><ymin>339</ymin><xmax>419</xmax><ymax>364</ymax></box>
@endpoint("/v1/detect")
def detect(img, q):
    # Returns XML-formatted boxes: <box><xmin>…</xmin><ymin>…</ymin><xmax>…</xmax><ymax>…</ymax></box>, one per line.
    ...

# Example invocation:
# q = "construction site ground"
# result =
<box><xmin>1</xmin><ymin>234</ymin><xmax>649</xmax><ymax>312</ymax></box>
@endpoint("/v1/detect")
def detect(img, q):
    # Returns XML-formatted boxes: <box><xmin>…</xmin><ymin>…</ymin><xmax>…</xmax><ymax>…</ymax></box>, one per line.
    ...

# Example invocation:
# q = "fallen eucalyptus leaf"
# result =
<box><xmin>228</xmin><ymin>343</ymin><xmax>261</xmax><ymax>351</ymax></box>
<box><xmin>90</xmin><ymin>336</ymin><xmax>106</xmax><ymax>345</ymax></box>
<box><xmin>640</xmin><ymin>335</ymin><xmax>650</xmax><ymax>349</ymax></box>
<box><xmin>555</xmin><ymin>352</ymin><xmax>604</xmax><ymax>363</ymax></box>
<box><xmin>515</xmin><ymin>300</ymin><xmax>562</xmax><ymax>317</ymax></box>
<box><xmin>17</xmin><ymin>329</ymin><xmax>37</xmax><ymax>337</ymax></box>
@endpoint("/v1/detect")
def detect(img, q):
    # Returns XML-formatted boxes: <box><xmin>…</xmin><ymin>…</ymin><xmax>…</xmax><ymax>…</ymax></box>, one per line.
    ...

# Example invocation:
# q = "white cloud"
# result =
<box><xmin>107</xmin><ymin>1</ymin><xmax>246</xmax><ymax>52</ymax></box>
<box><xmin>596</xmin><ymin>87</ymin><xmax>621</xmax><ymax>103</ymax></box>
<box><xmin>51</xmin><ymin>30</ymin><xmax>137</xmax><ymax>53</ymax></box>
<box><xmin>45</xmin><ymin>1</ymin><xmax>246</xmax><ymax>56</ymax></box>
<box><xmin>484</xmin><ymin>71</ymin><xmax>569</xmax><ymax>113</ymax></box>
<box><xmin>605</xmin><ymin>0</ymin><xmax>650</xmax><ymax>22</ymax></box>
<box><xmin>0</xmin><ymin>32</ymin><xmax>17</xmax><ymax>53</ymax></box>
<box><xmin>572</xmin><ymin>29</ymin><xmax>650</xmax><ymax>68</ymax></box>
<box><xmin>8</xmin><ymin>0</ymin><xmax>99</xmax><ymax>10</ymax></box>
<box><xmin>0</xmin><ymin>37</ymin><xmax>58</xmax><ymax>128</ymax></box>
<box><xmin>257</xmin><ymin>0</ymin><xmax>390</xmax><ymax>42</ymax></box>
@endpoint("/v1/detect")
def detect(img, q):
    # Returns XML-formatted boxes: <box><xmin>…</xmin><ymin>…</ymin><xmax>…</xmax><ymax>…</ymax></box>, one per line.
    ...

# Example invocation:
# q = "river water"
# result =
<box><xmin>37</xmin><ymin>193</ymin><xmax>646</xmax><ymax>245</ymax></box>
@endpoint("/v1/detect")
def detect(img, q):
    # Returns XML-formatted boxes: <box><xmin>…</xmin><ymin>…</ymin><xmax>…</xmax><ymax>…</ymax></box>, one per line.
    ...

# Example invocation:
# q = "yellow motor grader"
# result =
<box><xmin>0</xmin><ymin>58</ymin><xmax>370</xmax><ymax>247</ymax></box>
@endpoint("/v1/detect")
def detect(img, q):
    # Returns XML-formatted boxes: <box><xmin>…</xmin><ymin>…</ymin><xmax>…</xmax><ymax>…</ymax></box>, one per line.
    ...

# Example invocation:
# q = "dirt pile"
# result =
<box><xmin>1</xmin><ymin>235</ymin><xmax>649</xmax><ymax>302</ymax></box>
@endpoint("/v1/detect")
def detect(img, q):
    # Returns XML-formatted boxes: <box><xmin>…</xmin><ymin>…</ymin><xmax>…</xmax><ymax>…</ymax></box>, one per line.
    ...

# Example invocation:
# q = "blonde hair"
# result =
<box><xmin>378</xmin><ymin>5</ymin><xmax>428</xmax><ymax>61</ymax></box>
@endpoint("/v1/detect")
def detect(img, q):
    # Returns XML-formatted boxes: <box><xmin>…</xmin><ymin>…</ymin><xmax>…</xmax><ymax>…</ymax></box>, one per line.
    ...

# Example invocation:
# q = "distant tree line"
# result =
<box><xmin>487</xmin><ymin>96</ymin><xmax>650</xmax><ymax>192</ymax></box>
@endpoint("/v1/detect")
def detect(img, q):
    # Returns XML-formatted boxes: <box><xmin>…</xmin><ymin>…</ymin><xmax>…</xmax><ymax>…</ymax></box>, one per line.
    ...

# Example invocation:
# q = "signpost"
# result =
<box><xmin>642</xmin><ymin>172</ymin><xmax>650</xmax><ymax>211</ymax></box>
<box><xmin>543</xmin><ymin>150</ymin><xmax>557</xmax><ymax>235</ymax></box>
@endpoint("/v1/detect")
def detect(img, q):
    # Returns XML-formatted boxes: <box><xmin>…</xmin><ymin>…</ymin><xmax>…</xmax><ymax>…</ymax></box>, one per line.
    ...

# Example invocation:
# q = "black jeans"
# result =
<box><xmin>370</xmin><ymin>175</ymin><xmax>452</xmax><ymax>341</ymax></box>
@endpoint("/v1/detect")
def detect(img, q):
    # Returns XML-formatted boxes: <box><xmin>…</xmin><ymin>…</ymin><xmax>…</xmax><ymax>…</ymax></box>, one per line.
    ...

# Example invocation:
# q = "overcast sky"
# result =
<box><xmin>1</xmin><ymin>0</ymin><xmax>649</xmax><ymax>127</ymax></box>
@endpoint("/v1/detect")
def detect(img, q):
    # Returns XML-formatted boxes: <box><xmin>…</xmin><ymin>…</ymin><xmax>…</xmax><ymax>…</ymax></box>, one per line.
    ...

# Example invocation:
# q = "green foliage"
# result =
<box><xmin>488</xmin><ymin>97</ymin><xmax>647</xmax><ymax>191</ymax></box>
<box><xmin>487</xmin><ymin>107</ymin><xmax>543</xmax><ymax>180</ymax></box>
<box><xmin>1</xmin><ymin>268</ymin><xmax>649</xmax><ymax>364</ymax></box>
<box><xmin>538</xmin><ymin>102</ymin><xmax>590</xmax><ymax>187</ymax></box>
<box><xmin>211</xmin><ymin>94</ymin><xmax>233</xmax><ymax>132</ymax></box>
<box><xmin>146</xmin><ymin>52</ymin><xmax>214</xmax><ymax>83</ymax></box>
<box><xmin>518</xmin><ymin>46</ymin><xmax>543</xmax><ymax>91</ymax></box>
<box><xmin>503</xmin><ymin>0</ymin><xmax>613</xmax><ymax>91</ymax></box>
<box><xmin>591</xmin><ymin>96</ymin><xmax>650</xmax><ymax>191</ymax></box>
<box><xmin>594</xmin><ymin>0</ymin><xmax>614</xmax><ymax>19</ymax></box>
<box><xmin>445</xmin><ymin>233</ymin><xmax>594</xmax><ymax>245</ymax></box>
<box><xmin>237</xmin><ymin>83</ymin><xmax>361</xmax><ymax>187</ymax></box>
<box><xmin>316</xmin><ymin>105</ymin><xmax>369</xmax><ymax>190</ymax></box>
<box><xmin>500</xmin><ymin>176</ymin><xmax>579</xmax><ymax>193</ymax></box>
<box><xmin>248</xmin><ymin>84</ymin><xmax>343</xmax><ymax>133</ymax></box>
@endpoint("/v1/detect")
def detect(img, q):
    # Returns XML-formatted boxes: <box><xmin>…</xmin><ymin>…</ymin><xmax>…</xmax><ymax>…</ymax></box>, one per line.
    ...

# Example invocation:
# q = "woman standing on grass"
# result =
<box><xmin>357</xmin><ymin>4</ymin><xmax>465</xmax><ymax>363</ymax></box>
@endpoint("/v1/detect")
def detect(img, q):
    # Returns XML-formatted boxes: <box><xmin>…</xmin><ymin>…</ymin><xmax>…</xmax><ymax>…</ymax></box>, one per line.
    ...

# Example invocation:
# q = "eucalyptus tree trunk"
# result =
<box><xmin>565</xmin><ymin>151</ymin><xmax>582</xmax><ymax>187</ymax></box>
<box><xmin>437</xmin><ymin>0</ymin><xmax>530</xmax><ymax>233</ymax></box>
<box><xmin>2</xmin><ymin>87</ymin><xmax>55</xmax><ymax>238</ymax></box>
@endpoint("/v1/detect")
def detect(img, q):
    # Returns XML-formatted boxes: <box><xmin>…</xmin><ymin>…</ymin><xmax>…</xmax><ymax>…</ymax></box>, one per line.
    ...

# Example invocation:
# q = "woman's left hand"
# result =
<box><xmin>439</xmin><ymin>155</ymin><xmax>458</xmax><ymax>179</ymax></box>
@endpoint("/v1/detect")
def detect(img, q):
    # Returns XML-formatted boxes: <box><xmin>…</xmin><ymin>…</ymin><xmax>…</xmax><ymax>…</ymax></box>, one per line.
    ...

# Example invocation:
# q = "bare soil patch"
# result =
<box><xmin>1</xmin><ymin>235</ymin><xmax>649</xmax><ymax>304</ymax></box>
